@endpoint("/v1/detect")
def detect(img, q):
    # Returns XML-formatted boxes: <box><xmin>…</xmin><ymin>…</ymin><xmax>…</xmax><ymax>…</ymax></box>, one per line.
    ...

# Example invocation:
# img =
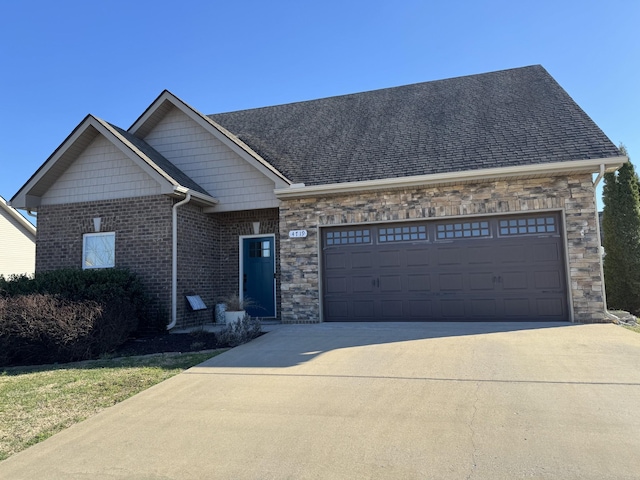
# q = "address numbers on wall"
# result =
<box><xmin>288</xmin><ymin>230</ymin><xmax>308</xmax><ymax>238</ymax></box>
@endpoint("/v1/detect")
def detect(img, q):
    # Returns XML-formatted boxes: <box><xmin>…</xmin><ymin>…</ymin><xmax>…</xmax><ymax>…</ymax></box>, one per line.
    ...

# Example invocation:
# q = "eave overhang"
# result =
<box><xmin>274</xmin><ymin>157</ymin><xmax>627</xmax><ymax>199</ymax></box>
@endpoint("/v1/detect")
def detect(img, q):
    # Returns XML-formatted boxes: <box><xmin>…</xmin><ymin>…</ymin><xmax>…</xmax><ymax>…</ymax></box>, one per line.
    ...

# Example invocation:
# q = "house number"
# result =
<box><xmin>289</xmin><ymin>230</ymin><xmax>308</xmax><ymax>238</ymax></box>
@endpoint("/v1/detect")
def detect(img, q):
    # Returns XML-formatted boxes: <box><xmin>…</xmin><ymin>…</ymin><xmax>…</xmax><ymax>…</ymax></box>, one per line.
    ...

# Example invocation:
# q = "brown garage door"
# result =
<box><xmin>322</xmin><ymin>213</ymin><xmax>568</xmax><ymax>321</ymax></box>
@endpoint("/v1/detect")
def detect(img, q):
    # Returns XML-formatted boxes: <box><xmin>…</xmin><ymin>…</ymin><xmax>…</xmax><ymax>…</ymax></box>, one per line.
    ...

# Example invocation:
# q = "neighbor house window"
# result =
<box><xmin>83</xmin><ymin>232</ymin><xmax>115</xmax><ymax>269</ymax></box>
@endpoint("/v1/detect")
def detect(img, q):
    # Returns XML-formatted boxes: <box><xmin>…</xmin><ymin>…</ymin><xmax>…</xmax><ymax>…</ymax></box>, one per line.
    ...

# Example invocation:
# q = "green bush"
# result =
<box><xmin>0</xmin><ymin>268</ymin><xmax>163</xmax><ymax>333</ymax></box>
<box><xmin>0</xmin><ymin>269</ymin><xmax>162</xmax><ymax>366</ymax></box>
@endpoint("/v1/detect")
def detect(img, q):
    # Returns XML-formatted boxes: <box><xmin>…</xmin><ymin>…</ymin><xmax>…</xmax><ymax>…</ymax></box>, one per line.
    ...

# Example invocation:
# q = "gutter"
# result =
<box><xmin>275</xmin><ymin>157</ymin><xmax>626</xmax><ymax>199</ymax></box>
<box><xmin>167</xmin><ymin>192</ymin><xmax>192</xmax><ymax>330</ymax></box>
<box><xmin>592</xmin><ymin>163</ymin><xmax>622</xmax><ymax>323</ymax></box>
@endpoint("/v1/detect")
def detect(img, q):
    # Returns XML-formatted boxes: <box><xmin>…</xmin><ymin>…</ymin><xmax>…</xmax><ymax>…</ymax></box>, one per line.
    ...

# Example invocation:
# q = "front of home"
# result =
<box><xmin>11</xmin><ymin>66</ymin><xmax>625</xmax><ymax>327</ymax></box>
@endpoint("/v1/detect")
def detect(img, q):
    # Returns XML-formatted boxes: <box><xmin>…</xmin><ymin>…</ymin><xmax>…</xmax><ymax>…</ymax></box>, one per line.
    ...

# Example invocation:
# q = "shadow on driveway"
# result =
<box><xmin>196</xmin><ymin>321</ymin><xmax>578</xmax><ymax>369</ymax></box>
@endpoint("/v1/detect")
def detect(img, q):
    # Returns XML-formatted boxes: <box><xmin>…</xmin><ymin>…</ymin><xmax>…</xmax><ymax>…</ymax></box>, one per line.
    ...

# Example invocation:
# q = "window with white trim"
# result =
<box><xmin>83</xmin><ymin>232</ymin><xmax>115</xmax><ymax>269</ymax></box>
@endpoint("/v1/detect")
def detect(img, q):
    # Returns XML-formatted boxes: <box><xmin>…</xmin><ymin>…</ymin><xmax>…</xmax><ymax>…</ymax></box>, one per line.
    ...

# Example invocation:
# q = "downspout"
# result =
<box><xmin>593</xmin><ymin>164</ymin><xmax>619</xmax><ymax>322</ymax></box>
<box><xmin>167</xmin><ymin>193</ymin><xmax>192</xmax><ymax>330</ymax></box>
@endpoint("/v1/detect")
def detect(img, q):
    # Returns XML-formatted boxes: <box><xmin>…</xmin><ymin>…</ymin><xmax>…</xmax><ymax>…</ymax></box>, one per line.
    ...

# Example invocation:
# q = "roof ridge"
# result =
<box><xmin>207</xmin><ymin>65</ymin><xmax>545</xmax><ymax>116</ymax></box>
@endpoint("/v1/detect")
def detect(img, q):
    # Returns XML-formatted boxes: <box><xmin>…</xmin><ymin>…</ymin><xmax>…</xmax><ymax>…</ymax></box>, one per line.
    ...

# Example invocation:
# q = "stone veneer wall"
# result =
<box><xmin>36</xmin><ymin>195</ymin><xmax>174</xmax><ymax>321</ymax></box>
<box><xmin>212</xmin><ymin>208</ymin><xmax>281</xmax><ymax>319</ymax></box>
<box><xmin>279</xmin><ymin>174</ymin><xmax>605</xmax><ymax>323</ymax></box>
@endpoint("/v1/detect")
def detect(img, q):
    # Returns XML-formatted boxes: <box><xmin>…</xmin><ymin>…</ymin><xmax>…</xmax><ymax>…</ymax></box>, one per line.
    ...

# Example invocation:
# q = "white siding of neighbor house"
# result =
<box><xmin>41</xmin><ymin>135</ymin><xmax>162</xmax><ymax>205</ymax></box>
<box><xmin>143</xmin><ymin>106</ymin><xmax>279</xmax><ymax>212</ymax></box>
<box><xmin>0</xmin><ymin>209</ymin><xmax>35</xmax><ymax>276</ymax></box>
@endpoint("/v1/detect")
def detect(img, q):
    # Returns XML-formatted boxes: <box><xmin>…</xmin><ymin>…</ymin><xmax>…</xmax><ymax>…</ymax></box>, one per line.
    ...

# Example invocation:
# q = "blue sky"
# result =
<box><xmin>1</xmin><ymin>0</ymin><xmax>638</xmax><ymax>216</ymax></box>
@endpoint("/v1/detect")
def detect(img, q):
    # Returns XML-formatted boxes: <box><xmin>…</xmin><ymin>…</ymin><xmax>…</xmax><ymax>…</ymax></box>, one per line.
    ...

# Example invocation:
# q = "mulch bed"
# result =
<box><xmin>113</xmin><ymin>331</ymin><xmax>223</xmax><ymax>357</ymax></box>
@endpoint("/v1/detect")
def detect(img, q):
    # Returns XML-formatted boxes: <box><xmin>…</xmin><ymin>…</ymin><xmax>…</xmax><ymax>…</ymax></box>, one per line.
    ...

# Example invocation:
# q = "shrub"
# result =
<box><xmin>0</xmin><ymin>294</ymin><xmax>136</xmax><ymax>366</ymax></box>
<box><xmin>0</xmin><ymin>273</ymin><xmax>35</xmax><ymax>297</ymax></box>
<box><xmin>218</xmin><ymin>315</ymin><xmax>262</xmax><ymax>347</ymax></box>
<box><xmin>0</xmin><ymin>268</ymin><xmax>157</xmax><ymax>366</ymax></box>
<box><xmin>0</xmin><ymin>268</ymin><xmax>162</xmax><ymax>333</ymax></box>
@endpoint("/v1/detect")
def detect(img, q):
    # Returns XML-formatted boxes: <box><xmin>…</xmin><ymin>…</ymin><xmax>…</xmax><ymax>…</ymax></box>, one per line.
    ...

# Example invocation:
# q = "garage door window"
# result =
<box><xmin>436</xmin><ymin>221</ymin><xmax>490</xmax><ymax>240</ymax></box>
<box><xmin>379</xmin><ymin>225</ymin><xmax>427</xmax><ymax>243</ymax></box>
<box><xmin>499</xmin><ymin>216</ymin><xmax>556</xmax><ymax>236</ymax></box>
<box><xmin>326</xmin><ymin>229</ymin><xmax>371</xmax><ymax>246</ymax></box>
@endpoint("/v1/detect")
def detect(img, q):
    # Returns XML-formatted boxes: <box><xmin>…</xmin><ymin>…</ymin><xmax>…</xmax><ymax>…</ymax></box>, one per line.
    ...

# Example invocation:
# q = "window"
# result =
<box><xmin>436</xmin><ymin>221</ymin><xmax>490</xmax><ymax>240</ymax></box>
<box><xmin>379</xmin><ymin>225</ymin><xmax>427</xmax><ymax>243</ymax></box>
<box><xmin>83</xmin><ymin>232</ymin><xmax>115</xmax><ymax>269</ymax></box>
<box><xmin>249</xmin><ymin>240</ymin><xmax>271</xmax><ymax>258</ymax></box>
<box><xmin>326</xmin><ymin>229</ymin><xmax>371</xmax><ymax>246</ymax></box>
<box><xmin>499</xmin><ymin>216</ymin><xmax>556</xmax><ymax>236</ymax></box>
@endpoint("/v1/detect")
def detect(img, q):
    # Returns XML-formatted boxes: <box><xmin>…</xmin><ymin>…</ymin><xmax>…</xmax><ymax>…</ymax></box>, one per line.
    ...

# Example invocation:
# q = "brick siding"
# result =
<box><xmin>37</xmin><ymin>195</ymin><xmax>174</xmax><ymax>322</ymax></box>
<box><xmin>212</xmin><ymin>208</ymin><xmax>281</xmax><ymax>320</ymax></box>
<box><xmin>176</xmin><ymin>202</ymin><xmax>218</xmax><ymax>326</ymax></box>
<box><xmin>36</xmin><ymin>198</ymin><xmax>280</xmax><ymax>328</ymax></box>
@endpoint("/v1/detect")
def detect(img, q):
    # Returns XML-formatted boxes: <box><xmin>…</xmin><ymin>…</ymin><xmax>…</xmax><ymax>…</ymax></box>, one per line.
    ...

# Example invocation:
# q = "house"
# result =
<box><xmin>0</xmin><ymin>196</ymin><xmax>36</xmax><ymax>277</ymax></box>
<box><xmin>10</xmin><ymin>65</ymin><xmax>626</xmax><ymax>327</ymax></box>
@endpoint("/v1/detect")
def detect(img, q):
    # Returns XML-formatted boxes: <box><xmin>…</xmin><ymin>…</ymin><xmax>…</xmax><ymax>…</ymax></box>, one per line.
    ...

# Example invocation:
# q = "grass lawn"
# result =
<box><xmin>0</xmin><ymin>350</ymin><xmax>224</xmax><ymax>462</ymax></box>
<box><xmin>624</xmin><ymin>324</ymin><xmax>640</xmax><ymax>334</ymax></box>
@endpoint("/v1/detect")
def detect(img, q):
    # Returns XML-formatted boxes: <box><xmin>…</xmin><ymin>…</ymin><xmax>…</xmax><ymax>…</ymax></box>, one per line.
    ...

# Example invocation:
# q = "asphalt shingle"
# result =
<box><xmin>208</xmin><ymin>65</ymin><xmax>620</xmax><ymax>186</ymax></box>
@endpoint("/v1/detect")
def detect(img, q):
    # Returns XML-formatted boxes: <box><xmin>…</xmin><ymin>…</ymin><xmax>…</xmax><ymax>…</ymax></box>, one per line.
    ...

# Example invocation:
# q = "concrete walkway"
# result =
<box><xmin>2</xmin><ymin>322</ymin><xmax>640</xmax><ymax>479</ymax></box>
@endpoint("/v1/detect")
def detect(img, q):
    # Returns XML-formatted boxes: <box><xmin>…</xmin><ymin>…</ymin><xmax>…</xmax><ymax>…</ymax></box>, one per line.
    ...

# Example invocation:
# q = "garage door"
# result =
<box><xmin>322</xmin><ymin>213</ymin><xmax>568</xmax><ymax>321</ymax></box>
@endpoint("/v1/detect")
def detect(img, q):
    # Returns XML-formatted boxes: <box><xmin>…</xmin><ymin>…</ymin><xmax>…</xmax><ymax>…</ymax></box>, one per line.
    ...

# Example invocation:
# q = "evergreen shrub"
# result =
<box><xmin>0</xmin><ymin>268</ymin><xmax>160</xmax><ymax>366</ymax></box>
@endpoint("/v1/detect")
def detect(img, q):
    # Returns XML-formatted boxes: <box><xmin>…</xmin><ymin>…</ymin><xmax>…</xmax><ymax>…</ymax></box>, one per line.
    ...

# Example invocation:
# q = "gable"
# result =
<box><xmin>11</xmin><ymin>115</ymin><xmax>218</xmax><ymax>211</ymax></box>
<box><xmin>41</xmin><ymin>135</ymin><xmax>162</xmax><ymax>205</ymax></box>
<box><xmin>141</xmin><ymin>106</ymin><xmax>280</xmax><ymax>211</ymax></box>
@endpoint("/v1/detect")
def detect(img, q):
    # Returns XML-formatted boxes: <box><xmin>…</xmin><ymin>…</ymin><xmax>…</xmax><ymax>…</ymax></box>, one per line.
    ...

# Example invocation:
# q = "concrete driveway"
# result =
<box><xmin>2</xmin><ymin>322</ymin><xmax>640</xmax><ymax>479</ymax></box>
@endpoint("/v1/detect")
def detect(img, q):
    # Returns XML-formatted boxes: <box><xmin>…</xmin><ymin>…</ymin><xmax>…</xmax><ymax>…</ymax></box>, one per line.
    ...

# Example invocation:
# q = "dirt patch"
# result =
<box><xmin>113</xmin><ymin>332</ymin><xmax>223</xmax><ymax>357</ymax></box>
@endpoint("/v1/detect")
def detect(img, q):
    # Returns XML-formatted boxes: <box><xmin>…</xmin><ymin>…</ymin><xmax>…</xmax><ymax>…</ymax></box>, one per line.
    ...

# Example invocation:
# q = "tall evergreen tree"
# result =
<box><xmin>602</xmin><ymin>146</ymin><xmax>640</xmax><ymax>314</ymax></box>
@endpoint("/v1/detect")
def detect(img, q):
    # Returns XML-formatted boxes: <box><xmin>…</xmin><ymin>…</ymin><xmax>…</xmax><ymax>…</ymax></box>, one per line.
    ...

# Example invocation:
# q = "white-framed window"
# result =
<box><xmin>83</xmin><ymin>232</ymin><xmax>115</xmax><ymax>269</ymax></box>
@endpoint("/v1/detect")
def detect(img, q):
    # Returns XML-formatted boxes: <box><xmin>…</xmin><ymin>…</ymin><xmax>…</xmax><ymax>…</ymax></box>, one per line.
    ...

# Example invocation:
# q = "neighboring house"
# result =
<box><xmin>0</xmin><ymin>196</ymin><xmax>36</xmax><ymax>277</ymax></box>
<box><xmin>10</xmin><ymin>65</ymin><xmax>626</xmax><ymax>327</ymax></box>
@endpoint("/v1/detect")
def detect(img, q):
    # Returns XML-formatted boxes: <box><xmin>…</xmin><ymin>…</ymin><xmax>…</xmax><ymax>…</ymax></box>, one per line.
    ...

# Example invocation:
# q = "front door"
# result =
<box><xmin>242</xmin><ymin>236</ymin><xmax>275</xmax><ymax>317</ymax></box>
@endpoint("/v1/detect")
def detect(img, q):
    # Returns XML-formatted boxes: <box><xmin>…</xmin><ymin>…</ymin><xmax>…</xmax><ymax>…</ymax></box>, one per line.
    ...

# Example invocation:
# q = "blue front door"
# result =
<box><xmin>242</xmin><ymin>237</ymin><xmax>275</xmax><ymax>317</ymax></box>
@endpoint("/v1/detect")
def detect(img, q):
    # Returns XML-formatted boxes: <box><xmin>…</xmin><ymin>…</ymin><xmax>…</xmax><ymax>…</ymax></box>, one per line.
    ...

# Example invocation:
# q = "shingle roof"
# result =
<box><xmin>208</xmin><ymin>65</ymin><xmax>620</xmax><ymax>186</ymax></box>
